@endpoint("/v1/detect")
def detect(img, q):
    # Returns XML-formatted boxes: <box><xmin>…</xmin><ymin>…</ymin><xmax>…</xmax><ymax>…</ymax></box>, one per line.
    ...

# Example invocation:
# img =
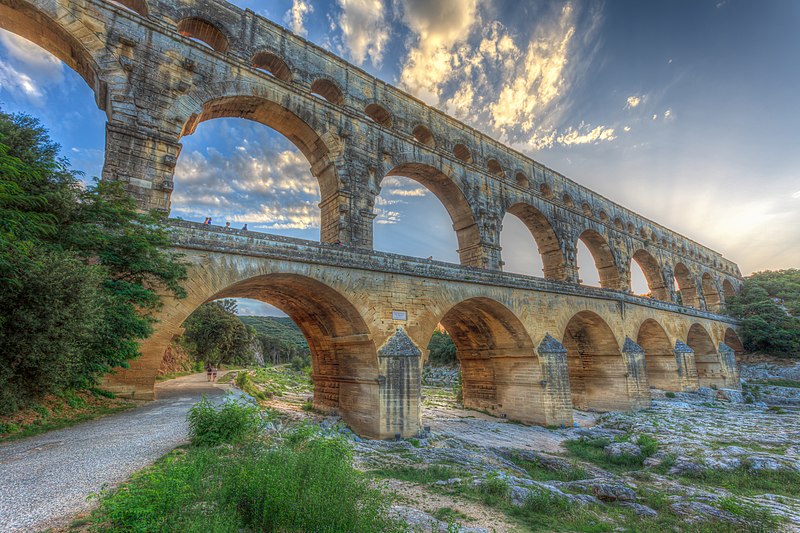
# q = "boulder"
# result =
<box><xmin>668</xmin><ymin>456</ymin><xmax>705</xmax><ymax>476</ymax></box>
<box><xmin>718</xmin><ymin>388</ymin><xmax>744</xmax><ymax>403</ymax></box>
<box><xmin>697</xmin><ymin>387</ymin><xmax>717</xmax><ymax>401</ymax></box>
<box><xmin>669</xmin><ymin>501</ymin><xmax>742</xmax><ymax>525</ymax></box>
<box><xmin>620</xmin><ymin>502</ymin><xmax>658</xmax><ymax>517</ymax></box>
<box><xmin>746</xmin><ymin>456</ymin><xmax>783</xmax><ymax>471</ymax></box>
<box><xmin>604</xmin><ymin>441</ymin><xmax>642</xmax><ymax>458</ymax></box>
<box><xmin>388</xmin><ymin>506</ymin><xmax>488</xmax><ymax>533</ymax></box>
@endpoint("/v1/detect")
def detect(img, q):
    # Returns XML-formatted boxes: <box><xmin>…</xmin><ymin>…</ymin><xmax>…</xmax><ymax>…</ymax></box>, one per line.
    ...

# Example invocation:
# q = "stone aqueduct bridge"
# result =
<box><xmin>3</xmin><ymin>0</ymin><xmax>746</xmax><ymax>438</ymax></box>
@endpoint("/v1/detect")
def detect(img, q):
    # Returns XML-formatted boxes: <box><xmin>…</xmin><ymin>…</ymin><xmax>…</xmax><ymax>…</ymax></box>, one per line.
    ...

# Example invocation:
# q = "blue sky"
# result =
<box><xmin>1</xmin><ymin>0</ymin><xmax>799</xmax><ymax>316</ymax></box>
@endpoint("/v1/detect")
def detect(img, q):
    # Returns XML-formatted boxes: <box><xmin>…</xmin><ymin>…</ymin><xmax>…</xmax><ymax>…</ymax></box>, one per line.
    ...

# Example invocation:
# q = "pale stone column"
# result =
<box><xmin>621</xmin><ymin>337</ymin><xmax>652</xmax><ymax>409</ymax></box>
<box><xmin>103</xmin><ymin>122</ymin><xmax>182</xmax><ymax>212</ymax></box>
<box><xmin>377</xmin><ymin>328</ymin><xmax>422</xmax><ymax>439</ymax></box>
<box><xmin>717</xmin><ymin>343</ymin><xmax>741</xmax><ymax>389</ymax></box>
<box><xmin>673</xmin><ymin>340</ymin><xmax>699</xmax><ymax>391</ymax></box>
<box><xmin>536</xmin><ymin>335</ymin><xmax>574</xmax><ymax>427</ymax></box>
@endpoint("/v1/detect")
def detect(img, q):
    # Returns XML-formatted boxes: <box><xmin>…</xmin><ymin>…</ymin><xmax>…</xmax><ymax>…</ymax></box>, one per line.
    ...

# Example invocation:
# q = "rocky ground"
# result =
<box><xmin>239</xmin><ymin>361</ymin><xmax>800</xmax><ymax>532</ymax></box>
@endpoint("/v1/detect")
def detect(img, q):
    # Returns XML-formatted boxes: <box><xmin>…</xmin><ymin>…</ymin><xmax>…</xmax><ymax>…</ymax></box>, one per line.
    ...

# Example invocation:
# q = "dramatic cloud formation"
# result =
<box><xmin>284</xmin><ymin>0</ymin><xmax>313</xmax><ymax>36</ymax></box>
<box><xmin>398</xmin><ymin>0</ymin><xmax>479</xmax><ymax>104</ymax></box>
<box><xmin>172</xmin><ymin>122</ymin><xmax>321</xmax><ymax>232</ymax></box>
<box><xmin>336</xmin><ymin>0</ymin><xmax>389</xmax><ymax>67</ymax></box>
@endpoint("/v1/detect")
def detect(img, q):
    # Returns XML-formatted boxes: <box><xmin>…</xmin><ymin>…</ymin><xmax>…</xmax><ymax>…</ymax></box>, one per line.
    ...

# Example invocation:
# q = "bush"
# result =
<box><xmin>478</xmin><ymin>473</ymin><xmax>510</xmax><ymax>505</ymax></box>
<box><xmin>290</xmin><ymin>354</ymin><xmax>310</xmax><ymax>372</ymax></box>
<box><xmin>665</xmin><ymin>391</ymin><xmax>676</xmax><ymax>398</ymax></box>
<box><xmin>91</xmin><ymin>428</ymin><xmax>396</xmax><ymax>532</ymax></box>
<box><xmin>187</xmin><ymin>396</ymin><xmax>262</xmax><ymax>447</ymax></box>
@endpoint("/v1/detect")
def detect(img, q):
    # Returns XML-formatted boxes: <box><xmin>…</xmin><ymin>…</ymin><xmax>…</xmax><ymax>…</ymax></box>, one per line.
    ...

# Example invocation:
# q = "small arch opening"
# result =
<box><xmin>177</xmin><ymin>17</ymin><xmax>229</xmax><ymax>53</ymax></box>
<box><xmin>252</xmin><ymin>51</ymin><xmax>292</xmax><ymax>81</ymax></box>
<box><xmin>539</xmin><ymin>183</ymin><xmax>553</xmax><ymax>198</ymax></box>
<box><xmin>599</xmin><ymin>210</ymin><xmax>608</xmax><ymax>223</ymax></box>
<box><xmin>109</xmin><ymin>0</ymin><xmax>149</xmax><ymax>16</ymax></box>
<box><xmin>309</xmin><ymin>79</ymin><xmax>344</xmax><ymax>105</ymax></box>
<box><xmin>627</xmin><ymin>222</ymin><xmax>635</xmax><ymax>234</ymax></box>
<box><xmin>364</xmin><ymin>103</ymin><xmax>392</xmax><ymax>128</ymax></box>
<box><xmin>614</xmin><ymin>217</ymin><xmax>623</xmax><ymax>230</ymax></box>
<box><xmin>487</xmin><ymin>158</ymin><xmax>504</xmax><ymax>177</ymax></box>
<box><xmin>515</xmin><ymin>172</ymin><xmax>529</xmax><ymax>188</ymax></box>
<box><xmin>562</xmin><ymin>193</ymin><xmax>575</xmax><ymax>208</ymax></box>
<box><xmin>582</xmin><ymin>202</ymin><xmax>593</xmax><ymax>217</ymax></box>
<box><xmin>412</xmin><ymin>125</ymin><xmax>436</xmax><ymax>148</ymax></box>
<box><xmin>453</xmin><ymin>143</ymin><xmax>472</xmax><ymax>163</ymax></box>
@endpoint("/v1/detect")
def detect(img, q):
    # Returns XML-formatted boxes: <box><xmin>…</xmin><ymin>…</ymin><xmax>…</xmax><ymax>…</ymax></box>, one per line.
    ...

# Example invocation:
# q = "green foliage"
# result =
<box><xmin>665</xmin><ymin>391</ymin><xmax>676</xmax><ymax>398</ymax></box>
<box><xmin>727</xmin><ymin>270</ymin><xmax>800</xmax><ymax>357</ymax></box>
<box><xmin>0</xmin><ymin>110</ymin><xmax>186</xmax><ymax>413</ymax></box>
<box><xmin>90</xmin><ymin>428</ymin><xmax>397</xmax><ymax>532</ymax></box>
<box><xmin>427</xmin><ymin>330</ymin><xmax>457</xmax><ymax>366</ymax></box>
<box><xmin>478</xmin><ymin>472</ymin><xmax>510</xmax><ymax>506</ymax></box>
<box><xmin>681</xmin><ymin>465</ymin><xmax>800</xmax><ymax>498</ymax></box>
<box><xmin>508</xmin><ymin>453</ymin><xmax>588</xmax><ymax>482</ymax></box>
<box><xmin>290</xmin><ymin>354</ymin><xmax>311</xmax><ymax>371</ymax></box>
<box><xmin>564</xmin><ymin>434</ymin><xmax>658</xmax><ymax>470</ymax></box>
<box><xmin>187</xmin><ymin>395</ymin><xmax>263</xmax><ymax>447</ymax></box>
<box><xmin>182</xmin><ymin>300</ymin><xmax>257</xmax><ymax>366</ymax></box>
<box><xmin>239</xmin><ymin>315</ymin><xmax>310</xmax><ymax>364</ymax></box>
<box><xmin>373</xmin><ymin>464</ymin><xmax>464</xmax><ymax>484</ymax></box>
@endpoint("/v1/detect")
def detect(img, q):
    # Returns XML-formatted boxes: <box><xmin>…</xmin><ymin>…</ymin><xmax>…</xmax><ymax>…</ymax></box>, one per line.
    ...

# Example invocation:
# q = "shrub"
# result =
<box><xmin>479</xmin><ymin>473</ymin><xmax>510</xmax><ymax>505</ymax></box>
<box><xmin>665</xmin><ymin>391</ymin><xmax>676</xmax><ymax>398</ymax></box>
<box><xmin>91</xmin><ymin>429</ymin><xmax>396</xmax><ymax>532</ymax></box>
<box><xmin>187</xmin><ymin>395</ymin><xmax>261</xmax><ymax>447</ymax></box>
<box><xmin>290</xmin><ymin>354</ymin><xmax>310</xmax><ymax>372</ymax></box>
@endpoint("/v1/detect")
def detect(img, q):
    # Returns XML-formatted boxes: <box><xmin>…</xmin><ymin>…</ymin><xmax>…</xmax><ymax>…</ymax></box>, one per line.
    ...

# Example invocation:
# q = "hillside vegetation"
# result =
<box><xmin>728</xmin><ymin>269</ymin><xmax>800</xmax><ymax>358</ymax></box>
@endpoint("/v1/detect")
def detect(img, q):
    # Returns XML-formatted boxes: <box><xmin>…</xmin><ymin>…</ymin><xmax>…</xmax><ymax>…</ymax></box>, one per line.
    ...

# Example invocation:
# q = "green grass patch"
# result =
<box><xmin>681</xmin><ymin>465</ymin><xmax>800</xmax><ymax>497</ymax></box>
<box><xmin>431</xmin><ymin>507</ymin><xmax>472</xmax><ymax>523</ymax></box>
<box><xmin>509</xmin><ymin>453</ymin><xmax>588</xmax><ymax>482</ymax></box>
<box><xmin>750</xmin><ymin>378</ymin><xmax>800</xmax><ymax>388</ymax></box>
<box><xmin>87</xmin><ymin>401</ymin><xmax>399</xmax><ymax>532</ymax></box>
<box><xmin>563</xmin><ymin>434</ymin><xmax>658</xmax><ymax>471</ymax></box>
<box><xmin>0</xmin><ymin>391</ymin><xmax>136</xmax><ymax>443</ymax></box>
<box><xmin>372</xmin><ymin>464</ymin><xmax>464</xmax><ymax>484</ymax></box>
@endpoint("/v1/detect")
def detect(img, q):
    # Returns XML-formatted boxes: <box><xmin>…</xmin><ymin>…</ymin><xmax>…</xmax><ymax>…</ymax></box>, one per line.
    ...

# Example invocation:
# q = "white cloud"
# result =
<box><xmin>172</xmin><ymin>126</ymin><xmax>321</xmax><ymax>230</ymax></box>
<box><xmin>623</xmin><ymin>126</ymin><xmax>631</xmax><ymax>132</ymax></box>
<box><xmin>284</xmin><ymin>0</ymin><xmax>313</xmax><ymax>37</ymax></box>
<box><xmin>0</xmin><ymin>29</ymin><xmax>64</xmax><ymax>105</ymax></box>
<box><xmin>557</xmin><ymin>123</ymin><xmax>616</xmax><ymax>146</ymax></box>
<box><xmin>791</xmin><ymin>190</ymin><xmax>800</xmax><ymax>199</ymax></box>
<box><xmin>337</xmin><ymin>0</ymin><xmax>390</xmax><ymax>67</ymax></box>
<box><xmin>664</xmin><ymin>108</ymin><xmax>673</xmax><ymax>119</ymax></box>
<box><xmin>0</xmin><ymin>61</ymin><xmax>44</xmax><ymax>103</ymax></box>
<box><xmin>652</xmin><ymin>113</ymin><xmax>658</xmax><ymax>120</ymax></box>
<box><xmin>625</xmin><ymin>95</ymin><xmax>642</xmax><ymax>109</ymax></box>
<box><xmin>398</xmin><ymin>0</ymin><xmax>480</xmax><ymax>105</ymax></box>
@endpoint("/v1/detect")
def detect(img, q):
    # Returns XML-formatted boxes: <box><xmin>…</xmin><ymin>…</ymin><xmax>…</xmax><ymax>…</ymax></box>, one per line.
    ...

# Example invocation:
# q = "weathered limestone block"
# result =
<box><xmin>673</xmin><ymin>340</ymin><xmax>700</xmax><ymax>391</ymax></box>
<box><xmin>536</xmin><ymin>335</ymin><xmax>574</xmax><ymax>427</ymax></box>
<box><xmin>377</xmin><ymin>328</ymin><xmax>422</xmax><ymax>439</ymax></box>
<box><xmin>621</xmin><ymin>337</ymin><xmax>652</xmax><ymax>409</ymax></box>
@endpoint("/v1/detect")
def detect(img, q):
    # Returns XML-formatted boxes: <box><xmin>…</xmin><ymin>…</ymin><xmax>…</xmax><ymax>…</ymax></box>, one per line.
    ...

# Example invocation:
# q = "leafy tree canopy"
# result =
<box><xmin>0</xmin><ymin>110</ymin><xmax>187</xmax><ymax>413</ymax></box>
<box><xmin>182</xmin><ymin>300</ymin><xmax>257</xmax><ymax>366</ymax></box>
<box><xmin>727</xmin><ymin>269</ymin><xmax>800</xmax><ymax>358</ymax></box>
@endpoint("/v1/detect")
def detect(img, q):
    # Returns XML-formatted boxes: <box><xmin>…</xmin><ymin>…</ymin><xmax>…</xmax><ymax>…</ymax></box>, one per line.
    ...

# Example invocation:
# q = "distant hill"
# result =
<box><xmin>239</xmin><ymin>316</ymin><xmax>309</xmax><ymax>363</ymax></box>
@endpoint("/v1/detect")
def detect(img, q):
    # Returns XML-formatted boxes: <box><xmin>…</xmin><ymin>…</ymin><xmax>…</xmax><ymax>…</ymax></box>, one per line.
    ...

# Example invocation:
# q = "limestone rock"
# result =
<box><xmin>668</xmin><ymin>456</ymin><xmax>705</xmax><ymax>476</ymax></box>
<box><xmin>388</xmin><ymin>506</ymin><xmax>488</xmax><ymax>533</ymax></box>
<box><xmin>719</xmin><ymin>388</ymin><xmax>744</xmax><ymax>403</ymax></box>
<box><xmin>669</xmin><ymin>501</ymin><xmax>743</xmax><ymax>525</ymax></box>
<box><xmin>746</xmin><ymin>456</ymin><xmax>782</xmax><ymax>471</ymax></box>
<box><xmin>697</xmin><ymin>387</ymin><xmax>717</xmax><ymax>401</ymax></box>
<box><xmin>620</xmin><ymin>502</ymin><xmax>658</xmax><ymax>517</ymax></box>
<box><xmin>604</xmin><ymin>441</ymin><xmax>642</xmax><ymax>458</ymax></box>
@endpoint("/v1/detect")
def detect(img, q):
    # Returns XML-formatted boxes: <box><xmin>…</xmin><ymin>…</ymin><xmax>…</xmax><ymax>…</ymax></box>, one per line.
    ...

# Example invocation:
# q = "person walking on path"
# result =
<box><xmin>211</xmin><ymin>365</ymin><xmax>218</xmax><ymax>382</ymax></box>
<box><xmin>205</xmin><ymin>363</ymin><xmax>213</xmax><ymax>381</ymax></box>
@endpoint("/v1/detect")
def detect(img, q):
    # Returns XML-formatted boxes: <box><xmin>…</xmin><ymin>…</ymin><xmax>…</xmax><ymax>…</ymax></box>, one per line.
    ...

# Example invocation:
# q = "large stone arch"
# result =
<box><xmin>504</xmin><ymin>202</ymin><xmax>567</xmax><ymax>280</ymax></box>
<box><xmin>562</xmin><ymin>311</ymin><xmax>633</xmax><ymax>411</ymax></box>
<box><xmin>701</xmin><ymin>272</ymin><xmax>722</xmax><ymax>312</ymax></box>
<box><xmin>637</xmin><ymin>318</ymin><xmax>681</xmax><ymax>391</ymax></box>
<box><xmin>104</xmin><ymin>255</ymin><xmax>390</xmax><ymax>438</ymax></box>
<box><xmin>631</xmin><ymin>249</ymin><xmax>669</xmax><ymax>300</ymax></box>
<box><xmin>686</xmin><ymin>323</ymin><xmax>723</xmax><ymax>387</ymax></box>
<box><xmin>432</xmin><ymin>297</ymin><xmax>557</xmax><ymax>424</ymax></box>
<box><xmin>577</xmin><ymin>230</ymin><xmax>623</xmax><ymax>290</ymax></box>
<box><xmin>0</xmin><ymin>0</ymin><xmax>127</xmax><ymax>116</ymax></box>
<box><xmin>724</xmin><ymin>327</ymin><xmax>745</xmax><ymax>357</ymax></box>
<box><xmin>177</xmin><ymin>94</ymin><xmax>344</xmax><ymax>243</ymax></box>
<box><xmin>379</xmin><ymin>162</ymin><xmax>482</xmax><ymax>267</ymax></box>
<box><xmin>674</xmin><ymin>262</ymin><xmax>699</xmax><ymax>307</ymax></box>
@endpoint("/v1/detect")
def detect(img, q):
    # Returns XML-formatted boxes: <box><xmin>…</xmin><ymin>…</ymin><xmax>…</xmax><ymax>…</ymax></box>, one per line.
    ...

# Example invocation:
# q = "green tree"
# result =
<box><xmin>182</xmin><ymin>300</ymin><xmax>257</xmax><ymax>366</ymax></box>
<box><xmin>0</xmin><ymin>110</ymin><xmax>187</xmax><ymax>413</ymax></box>
<box><xmin>727</xmin><ymin>270</ymin><xmax>800</xmax><ymax>358</ymax></box>
<box><xmin>427</xmin><ymin>330</ymin><xmax>458</xmax><ymax>366</ymax></box>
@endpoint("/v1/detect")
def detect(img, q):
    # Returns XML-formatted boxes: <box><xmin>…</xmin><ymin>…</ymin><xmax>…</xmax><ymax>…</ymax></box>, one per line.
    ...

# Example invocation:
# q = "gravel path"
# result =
<box><xmin>0</xmin><ymin>373</ymin><xmax>232</xmax><ymax>532</ymax></box>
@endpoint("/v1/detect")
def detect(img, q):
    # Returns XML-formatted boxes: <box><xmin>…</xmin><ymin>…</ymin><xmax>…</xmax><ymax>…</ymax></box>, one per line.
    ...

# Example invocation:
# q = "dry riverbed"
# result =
<box><xmin>233</xmin><ymin>365</ymin><xmax>800</xmax><ymax>532</ymax></box>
